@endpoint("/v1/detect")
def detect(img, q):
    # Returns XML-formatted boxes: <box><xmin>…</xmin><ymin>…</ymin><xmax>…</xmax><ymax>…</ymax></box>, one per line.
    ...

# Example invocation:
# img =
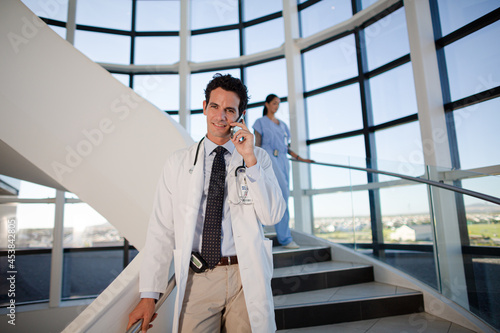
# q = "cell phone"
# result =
<box><xmin>230</xmin><ymin>113</ymin><xmax>245</xmax><ymax>142</ymax></box>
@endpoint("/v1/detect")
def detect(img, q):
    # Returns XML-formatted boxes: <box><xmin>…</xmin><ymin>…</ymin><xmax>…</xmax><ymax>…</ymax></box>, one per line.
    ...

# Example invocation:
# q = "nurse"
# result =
<box><xmin>253</xmin><ymin>94</ymin><xmax>314</xmax><ymax>249</ymax></box>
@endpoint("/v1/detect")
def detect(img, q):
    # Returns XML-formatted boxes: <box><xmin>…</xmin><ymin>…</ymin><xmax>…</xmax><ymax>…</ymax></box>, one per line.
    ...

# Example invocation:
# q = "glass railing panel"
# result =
<box><xmin>365</xmin><ymin>249</ymin><xmax>438</xmax><ymax>290</ymax></box>
<box><xmin>312</xmin><ymin>191</ymin><xmax>371</xmax><ymax>245</ymax></box>
<box><xmin>380</xmin><ymin>184</ymin><xmax>432</xmax><ymax>245</ymax></box>
<box><xmin>421</xmin><ymin>166</ymin><xmax>499</xmax><ymax>330</ymax></box>
<box><xmin>300</xmin><ymin>156</ymin><xmax>500</xmax><ymax>329</ymax></box>
<box><xmin>467</xmin><ymin>253</ymin><xmax>500</xmax><ymax>330</ymax></box>
<box><xmin>366</xmin><ymin>177</ymin><xmax>438</xmax><ymax>291</ymax></box>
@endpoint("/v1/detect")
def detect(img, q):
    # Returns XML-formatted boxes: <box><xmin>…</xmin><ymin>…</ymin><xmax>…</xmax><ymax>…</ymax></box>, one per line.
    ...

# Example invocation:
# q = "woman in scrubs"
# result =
<box><xmin>253</xmin><ymin>94</ymin><xmax>314</xmax><ymax>249</ymax></box>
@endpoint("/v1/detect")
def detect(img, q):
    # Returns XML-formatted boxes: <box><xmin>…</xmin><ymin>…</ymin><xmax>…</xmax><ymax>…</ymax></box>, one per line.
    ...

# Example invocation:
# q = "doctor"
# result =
<box><xmin>127</xmin><ymin>74</ymin><xmax>286</xmax><ymax>332</ymax></box>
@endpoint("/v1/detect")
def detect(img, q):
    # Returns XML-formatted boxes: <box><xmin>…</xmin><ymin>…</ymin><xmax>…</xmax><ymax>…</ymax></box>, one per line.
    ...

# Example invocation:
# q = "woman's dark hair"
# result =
<box><xmin>205</xmin><ymin>73</ymin><xmax>249</xmax><ymax>115</ymax></box>
<box><xmin>263</xmin><ymin>94</ymin><xmax>279</xmax><ymax>116</ymax></box>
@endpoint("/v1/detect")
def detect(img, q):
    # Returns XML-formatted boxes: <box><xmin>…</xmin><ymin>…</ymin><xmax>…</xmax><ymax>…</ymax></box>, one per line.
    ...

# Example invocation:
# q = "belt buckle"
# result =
<box><xmin>228</xmin><ymin>256</ymin><xmax>232</xmax><ymax>265</ymax></box>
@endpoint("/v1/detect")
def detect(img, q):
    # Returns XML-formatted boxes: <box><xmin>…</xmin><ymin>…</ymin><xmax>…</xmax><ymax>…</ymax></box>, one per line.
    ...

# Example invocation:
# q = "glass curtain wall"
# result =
<box><xmin>431</xmin><ymin>0</ymin><xmax>500</xmax><ymax>327</ymax></box>
<box><xmin>0</xmin><ymin>175</ymin><xmax>131</xmax><ymax>305</ymax></box>
<box><xmin>301</xmin><ymin>0</ymin><xmax>433</xmax><ymax>283</ymax></box>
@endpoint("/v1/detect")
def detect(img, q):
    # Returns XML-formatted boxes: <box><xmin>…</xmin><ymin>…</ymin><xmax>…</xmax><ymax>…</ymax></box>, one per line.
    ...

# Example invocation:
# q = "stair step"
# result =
<box><xmin>272</xmin><ymin>245</ymin><xmax>332</xmax><ymax>269</ymax></box>
<box><xmin>276</xmin><ymin>313</ymin><xmax>476</xmax><ymax>333</ymax></box>
<box><xmin>274</xmin><ymin>282</ymin><xmax>423</xmax><ymax>330</ymax></box>
<box><xmin>272</xmin><ymin>261</ymin><xmax>374</xmax><ymax>295</ymax></box>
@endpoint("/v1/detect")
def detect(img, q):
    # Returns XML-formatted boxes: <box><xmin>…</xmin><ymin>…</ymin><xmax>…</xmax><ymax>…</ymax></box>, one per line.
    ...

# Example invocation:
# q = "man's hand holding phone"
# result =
<box><xmin>230</xmin><ymin>114</ymin><xmax>257</xmax><ymax>167</ymax></box>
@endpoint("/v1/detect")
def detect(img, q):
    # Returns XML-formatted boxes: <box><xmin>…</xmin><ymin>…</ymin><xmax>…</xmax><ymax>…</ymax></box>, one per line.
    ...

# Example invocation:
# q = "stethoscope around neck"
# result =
<box><xmin>189</xmin><ymin>138</ymin><xmax>251</xmax><ymax>205</ymax></box>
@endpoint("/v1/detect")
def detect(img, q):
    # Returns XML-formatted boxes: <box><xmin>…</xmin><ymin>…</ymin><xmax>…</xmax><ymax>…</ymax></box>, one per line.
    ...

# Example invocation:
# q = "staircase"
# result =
<box><xmin>269</xmin><ymin>237</ymin><xmax>425</xmax><ymax>330</ymax></box>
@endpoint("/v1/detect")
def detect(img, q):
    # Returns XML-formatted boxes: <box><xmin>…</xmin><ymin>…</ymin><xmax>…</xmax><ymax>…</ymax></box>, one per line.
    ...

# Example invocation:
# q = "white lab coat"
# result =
<box><xmin>140</xmin><ymin>140</ymin><xmax>286</xmax><ymax>332</ymax></box>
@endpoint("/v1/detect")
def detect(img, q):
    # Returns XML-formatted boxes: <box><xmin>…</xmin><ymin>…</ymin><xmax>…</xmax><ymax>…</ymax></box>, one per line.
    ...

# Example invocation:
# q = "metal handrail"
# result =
<box><xmin>293</xmin><ymin>159</ymin><xmax>500</xmax><ymax>205</ymax></box>
<box><xmin>126</xmin><ymin>274</ymin><xmax>176</xmax><ymax>333</ymax></box>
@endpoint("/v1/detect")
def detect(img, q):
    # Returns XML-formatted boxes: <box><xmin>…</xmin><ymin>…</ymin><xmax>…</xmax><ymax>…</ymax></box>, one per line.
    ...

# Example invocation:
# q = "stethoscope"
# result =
<box><xmin>189</xmin><ymin>138</ymin><xmax>252</xmax><ymax>205</ymax></box>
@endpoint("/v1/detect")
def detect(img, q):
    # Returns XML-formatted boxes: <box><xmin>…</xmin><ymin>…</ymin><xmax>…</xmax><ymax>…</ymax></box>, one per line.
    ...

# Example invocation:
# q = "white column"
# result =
<box><xmin>405</xmin><ymin>0</ymin><xmax>468</xmax><ymax>308</ymax></box>
<box><xmin>179</xmin><ymin>0</ymin><xmax>191</xmax><ymax>133</ymax></box>
<box><xmin>49</xmin><ymin>190</ymin><xmax>65</xmax><ymax>308</ymax></box>
<box><xmin>282</xmin><ymin>0</ymin><xmax>312</xmax><ymax>234</ymax></box>
<box><xmin>65</xmin><ymin>0</ymin><xmax>77</xmax><ymax>45</ymax></box>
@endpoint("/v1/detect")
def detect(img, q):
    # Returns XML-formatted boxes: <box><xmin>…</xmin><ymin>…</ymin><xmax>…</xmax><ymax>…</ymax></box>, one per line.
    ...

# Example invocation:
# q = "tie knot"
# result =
<box><xmin>214</xmin><ymin>146</ymin><xmax>226</xmax><ymax>156</ymax></box>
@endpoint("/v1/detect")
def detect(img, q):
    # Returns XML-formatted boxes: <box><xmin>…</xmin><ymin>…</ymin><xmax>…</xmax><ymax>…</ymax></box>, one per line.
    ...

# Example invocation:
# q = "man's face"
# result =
<box><xmin>203</xmin><ymin>87</ymin><xmax>240</xmax><ymax>145</ymax></box>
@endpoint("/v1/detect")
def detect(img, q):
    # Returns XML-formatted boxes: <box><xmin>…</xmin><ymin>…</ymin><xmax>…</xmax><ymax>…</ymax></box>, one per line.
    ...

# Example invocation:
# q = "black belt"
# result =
<box><xmin>217</xmin><ymin>256</ymin><xmax>238</xmax><ymax>266</ymax></box>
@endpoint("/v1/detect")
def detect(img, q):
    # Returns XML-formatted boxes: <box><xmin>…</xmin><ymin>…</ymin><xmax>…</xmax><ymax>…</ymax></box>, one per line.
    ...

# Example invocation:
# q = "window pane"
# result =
<box><xmin>63</xmin><ymin>203</ymin><xmax>120</xmax><ymax>248</ymax></box>
<box><xmin>364</xmin><ymin>7</ymin><xmax>410</xmax><ymax>71</ymax></box>
<box><xmin>18</xmin><ymin>180</ymin><xmax>55</xmax><ymax>199</ymax></box>
<box><xmin>134</xmin><ymin>37</ymin><xmax>180</xmax><ymax>65</ymax></box>
<box><xmin>190</xmin><ymin>69</ymin><xmax>241</xmax><ymax>109</ymax></box>
<box><xmin>62</xmin><ymin>250</ymin><xmax>123</xmax><ymax>299</ymax></box>
<box><xmin>300</xmin><ymin>0</ymin><xmax>352</xmax><ymax>38</ymax></box>
<box><xmin>309</xmin><ymin>136</ymin><xmax>367</xmax><ymax>189</ymax></box>
<box><xmin>444</xmin><ymin>20</ymin><xmax>500</xmax><ymax>102</ymax></box>
<box><xmin>303</xmin><ymin>34</ymin><xmax>358</xmax><ymax>91</ymax></box>
<box><xmin>190</xmin><ymin>113</ymin><xmax>207</xmax><ymax>142</ymax></box>
<box><xmin>0</xmin><ymin>253</ymin><xmax>51</xmax><ymax>305</ymax></box>
<box><xmin>455</xmin><ymin>97</ymin><xmax>500</xmax><ymax>169</ymax></box>
<box><xmin>75</xmin><ymin>30</ymin><xmax>130</xmax><ymax>64</ymax></box>
<box><xmin>112</xmin><ymin>73</ymin><xmax>130</xmax><ymax>87</ymax></box>
<box><xmin>370</xmin><ymin>63</ymin><xmax>417</xmax><ymax>125</ymax></box>
<box><xmin>76</xmin><ymin>0</ymin><xmax>132</xmax><ymax>31</ymax></box>
<box><xmin>249</xmin><ymin>102</ymin><xmax>290</xmax><ymax>135</ymax></box>
<box><xmin>136</xmin><ymin>0</ymin><xmax>180</xmax><ymax>31</ymax></box>
<box><xmin>133</xmin><ymin>74</ymin><xmax>179</xmax><ymax>111</ymax></box>
<box><xmin>374</xmin><ymin>121</ymin><xmax>425</xmax><ymax>178</ymax></box>
<box><xmin>361</xmin><ymin>0</ymin><xmax>380</xmax><ymax>10</ymax></box>
<box><xmin>12</xmin><ymin>204</ymin><xmax>56</xmax><ymax>249</ymax></box>
<box><xmin>49</xmin><ymin>25</ymin><xmax>66</xmax><ymax>39</ymax></box>
<box><xmin>244</xmin><ymin>18</ymin><xmax>284</xmax><ymax>55</ymax></box>
<box><xmin>191</xmin><ymin>0</ymin><xmax>238</xmax><ymax>30</ymax></box>
<box><xmin>313</xmin><ymin>191</ymin><xmax>371</xmax><ymax>243</ymax></box>
<box><xmin>436</xmin><ymin>0</ymin><xmax>500</xmax><ymax>36</ymax></box>
<box><xmin>21</xmin><ymin>0</ymin><xmax>68</xmax><ymax>21</ymax></box>
<box><xmin>306</xmin><ymin>84</ymin><xmax>363</xmax><ymax>140</ymax></box>
<box><xmin>244</xmin><ymin>0</ymin><xmax>282</xmax><ymax>21</ymax></box>
<box><xmin>191</xmin><ymin>30</ymin><xmax>240</xmax><ymax>62</ymax></box>
<box><xmin>381</xmin><ymin>184</ymin><xmax>431</xmax><ymax>223</ymax></box>
<box><xmin>245</xmin><ymin>58</ymin><xmax>288</xmax><ymax>103</ymax></box>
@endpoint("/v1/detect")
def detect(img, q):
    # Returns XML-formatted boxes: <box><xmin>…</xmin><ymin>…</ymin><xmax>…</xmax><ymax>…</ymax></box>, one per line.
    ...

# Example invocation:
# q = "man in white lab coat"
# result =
<box><xmin>127</xmin><ymin>74</ymin><xmax>286</xmax><ymax>332</ymax></box>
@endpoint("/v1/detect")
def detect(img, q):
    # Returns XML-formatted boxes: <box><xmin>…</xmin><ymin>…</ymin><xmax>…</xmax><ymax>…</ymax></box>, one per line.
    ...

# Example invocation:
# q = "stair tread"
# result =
<box><xmin>273</xmin><ymin>260</ymin><xmax>371</xmax><ymax>278</ymax></box>
<box><xmin>276</xmin><ymin>313</ymin><xmax>477</xmax><ymax>333</ymax></box>
<box><xmin>272</xmin><ymin>244</ymin><xmax>329</xmax><ymax>254</ymax></box>
<box><xmin>273</xmin><ymin>281</ymin><xmax>420</xmax><ymax>309</ymax></box>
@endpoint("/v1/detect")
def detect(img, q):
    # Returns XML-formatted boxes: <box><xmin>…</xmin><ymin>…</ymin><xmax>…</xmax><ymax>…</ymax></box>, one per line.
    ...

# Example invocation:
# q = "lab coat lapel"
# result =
<box><xmin>182</xmin><ymin>142</ymin><xmax>205</xmax><ymax>256</ymax></box>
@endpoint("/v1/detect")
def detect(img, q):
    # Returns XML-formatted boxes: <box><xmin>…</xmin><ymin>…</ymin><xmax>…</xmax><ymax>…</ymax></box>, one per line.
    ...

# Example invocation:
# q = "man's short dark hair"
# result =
<box><xmin>205</xmin><ymin>73</ymin><xmax>249</xmax><ymax>115</ymax></box>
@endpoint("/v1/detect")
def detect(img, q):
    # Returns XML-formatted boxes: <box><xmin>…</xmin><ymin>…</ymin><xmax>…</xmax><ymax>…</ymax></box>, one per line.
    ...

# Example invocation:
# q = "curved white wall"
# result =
<box><xmin>0</xmin><ymin>0</ymin><xmax>193</xmax><ymax>249</ymax></box>
<box><xmin>0</xmin><ymin>1</ymin><xmax>193</xmax><ymax>331</ymax></box>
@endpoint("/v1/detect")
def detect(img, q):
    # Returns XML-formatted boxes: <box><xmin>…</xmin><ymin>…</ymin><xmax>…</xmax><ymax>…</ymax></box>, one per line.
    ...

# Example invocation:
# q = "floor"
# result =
<box><xmin>276</xmin><ymin>313</ymin><xmax>478</xmax><ymax>333</ymax></box>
